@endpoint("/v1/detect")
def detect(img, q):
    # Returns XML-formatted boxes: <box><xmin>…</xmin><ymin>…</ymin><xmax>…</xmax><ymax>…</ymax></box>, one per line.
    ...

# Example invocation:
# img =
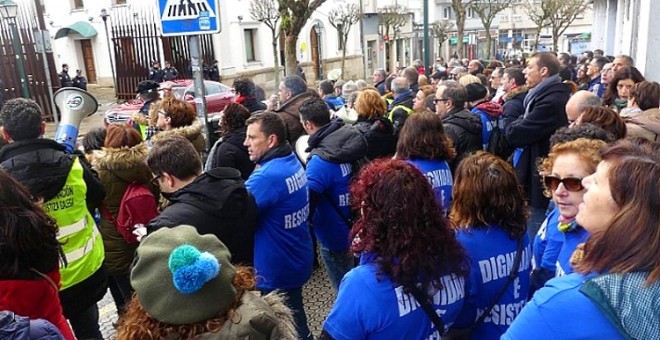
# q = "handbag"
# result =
<box><xmin>445</xmin><ymin>236</ymin><xmax>524</xmax><ymax>339</ymax></box>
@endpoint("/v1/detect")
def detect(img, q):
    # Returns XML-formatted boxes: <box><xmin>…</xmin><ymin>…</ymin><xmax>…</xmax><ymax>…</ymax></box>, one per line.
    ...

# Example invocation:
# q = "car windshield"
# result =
<box><xmin>171</xmin><ymin>86</ymin><xmax>188</xmax><ymax>100</ymax></box>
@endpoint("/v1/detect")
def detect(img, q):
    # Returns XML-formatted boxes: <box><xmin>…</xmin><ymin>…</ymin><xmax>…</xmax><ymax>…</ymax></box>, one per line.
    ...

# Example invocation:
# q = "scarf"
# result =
<box><xmin>523</xmin><ymin>74</ymin><xmax>561</xmax><ymax>117</ymax></box>
<box><xmin>257</xmin><ymin>142</ymin><xmax>293</xmax><ymax>165</ymax></box>
<box><xmin>558</xmin><ymin>215</ymin><xmax>578</xmax><ymax>233</ymax></box>
<box><xmin>613</xmin><ymin>97</ymin><xmax>628</xmax><ymax>111</ymax></box>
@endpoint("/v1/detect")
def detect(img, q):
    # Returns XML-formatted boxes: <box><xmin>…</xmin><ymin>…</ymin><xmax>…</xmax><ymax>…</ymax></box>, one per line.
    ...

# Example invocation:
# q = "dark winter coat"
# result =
<box><xmin>505</xmin><ymin>78</ymin><xmax>570</xmax><ymax>209</ymax></box>
<box><xmin>91</xmin><ymin>144</ymin><xmax>156</xmax><ymax>276</ymax></box>
<box><xmin>307</xmin><ymin>119</ymin><xmax>368</xmax><ymax>163</ymax></box>
<box><xmin>0</xmin><ymin>139</ymin><xmax>108</xmax><ymax>318</ymax></box>
<box><xmin>442</xmin><ymin>107</ymin><xmax>483</xmax><ymax>169</ymax></box>
<box><xmin>58</xmin><ymin>70</ymin><xmax>72</xmax><ymax>87</ymax></box>
<box><xmin>387</xmin><ymin>91</ymin><xmax>415</xmax><ymax>135</ymax></box>
<box><xmin>148</xmin><ymin>67</ymin><xmax>165</xmax><ymax>83</ymax></box>
<box><xmin>163</xmin><ymin>66</ymin><xmax>178</xmax><ymax>81</ymax></box>
<box><xmin>274</xmin><ymin>90</ymin><xmax>315</xmax><ymax>144</ymax></box>
<box><xmin>0</xmin><ymin>311</ymin><xmax>64</xmax><ymax>340</ymax></box>
<box><xmin>237</xmin><ymin>96</ymin><xmax>267</xmax><ymax>113</ymax></box>
<box><xmin>147</xmin><ymin>167</ymin><xmax>258</xmax><ymax>265</ymax></box>
<box><xmin>354</xmin><ymin>116</ymin><xmax>396</xmax><ymax>160</ymax></box>
<box><xmin>502</xmin><ymin>86</ymin><xmax>528</xmax><ymax>129</ymax></box>
<box><xmin>206</xmin><ymin>127</ymin><xmax>255</xmax><ymax>180</ymax></box>
<box><xmin>72</xmin><ymin>75</ymin><xmax>87</xmax><ymax>91</ymax></box>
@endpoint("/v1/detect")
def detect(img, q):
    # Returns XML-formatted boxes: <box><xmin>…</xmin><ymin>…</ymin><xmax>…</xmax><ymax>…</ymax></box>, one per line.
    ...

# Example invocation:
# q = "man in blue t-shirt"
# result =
<box><xmin>244</xmin><ymin>112</ymin><xmax>314</xmax><ymax>340</ymax></box>
<box><xmin>299</xmin><ymin>98</ymin><xmax>367</xmax><ymax>291</ymax></box>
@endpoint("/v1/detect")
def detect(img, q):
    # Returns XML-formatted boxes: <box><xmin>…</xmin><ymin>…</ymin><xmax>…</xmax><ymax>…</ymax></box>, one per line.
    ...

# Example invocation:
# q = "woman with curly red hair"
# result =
<box><xmin>448</xmin><ymin>152</ymin><xmax>530</xmax><ymax>339</ymax></box>
<box><xmin>322</xmin><ymin>159</ymin><xmax>468</xmax><ymax>339</ymax></box>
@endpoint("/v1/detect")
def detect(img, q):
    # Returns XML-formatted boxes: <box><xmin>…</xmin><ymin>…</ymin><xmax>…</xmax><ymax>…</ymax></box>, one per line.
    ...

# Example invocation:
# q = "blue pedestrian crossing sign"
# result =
<box><xmin>158</xmin><ymin>0</ymin><xmax>221</xmax><ymax>36</ymax></box>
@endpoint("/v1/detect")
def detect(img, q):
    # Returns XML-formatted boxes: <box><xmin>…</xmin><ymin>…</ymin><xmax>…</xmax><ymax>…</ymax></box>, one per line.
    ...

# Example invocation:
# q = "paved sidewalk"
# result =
<box><xmin>44</xmin><ymin>86</ymin><xmax>117</xmax><ymax>139</ymax></box>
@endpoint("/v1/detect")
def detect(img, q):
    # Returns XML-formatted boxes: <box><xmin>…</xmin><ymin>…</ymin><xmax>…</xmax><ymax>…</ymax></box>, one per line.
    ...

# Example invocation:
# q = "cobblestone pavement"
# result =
<box><xmin>99</xmin><ymin>267</ymin><xmax>336</xmax><ymax>339</ymax></box>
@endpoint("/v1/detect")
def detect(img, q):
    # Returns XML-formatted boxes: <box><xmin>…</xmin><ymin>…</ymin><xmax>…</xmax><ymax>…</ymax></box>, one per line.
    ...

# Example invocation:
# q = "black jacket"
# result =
<box><xmin>442</xmin><ymin>108</ymin><xmax>482</xmax><ymax>170</ymax></box>
<box><xmin>0</xmin><ymin>138</ymin><xmax>108</xmax><ymax>317</ymax></box>
<box><xmin>388</xmin><ymin>91</ymin><xmax>415</xmax><ymax>135</ymax></box>
<box><xmin>147</xmin><ymin>167</ymin><xmax>258</xmax><ymax>265</ymax></box>
<box><xmin>354</xmin><ymin>116</ymin><xmax>396</xmax><ymax>160</ymax></box>
<box><xmin>239</xmin><ymin>97</ymin><xmax>267</xmax><ymax>113</ymax></box>
<box><xmin>506</xmin><ymin>80</ymin><xmax>570</xmax><ymax>209</ymax></box>
<box><xmin>206</xmin><ymin>127</ymin><xmax>255</xmax><ymax>180</ymax></box>
<box><xmin>58</xmin><ymin>70</ymin><xmax>72</xmax><ymax>87</ymax></box>
<box><xmin>308</xmin><ymin>119</ymin><xmax>368</xmax><ymax>163</ymax></box>
<box><xmin>502</xmin><ymin>87</ymin><xmax>528</xmax><ymax>129</ymax></box>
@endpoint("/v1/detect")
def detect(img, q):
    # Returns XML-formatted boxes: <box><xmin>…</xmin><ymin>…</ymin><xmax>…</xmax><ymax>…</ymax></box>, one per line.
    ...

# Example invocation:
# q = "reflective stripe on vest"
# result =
<box><xmin>45</xmin><ymin>157</ymin><xmax>104</xmax><ymax>290</ymax></box>
<box><xmin>138</xmin><ymin>123</ymin><xmax>148</xmax><ymax>140</ymax></box>
<box><xmin>387</xmin><ymin>104</ymin><xmax>414</xmax><ymax>122</ymax></box>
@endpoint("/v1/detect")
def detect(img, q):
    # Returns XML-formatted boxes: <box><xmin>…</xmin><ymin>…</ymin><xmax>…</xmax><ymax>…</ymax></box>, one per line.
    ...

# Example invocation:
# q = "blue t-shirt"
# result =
<box><xmin>306</xmin><ymin>155</ymin><xmax>351</xmax><ymax>252</ymax></box>
<box><xmin>532</xmin><ymin>207</ymin><xmax>562</xmax><ymax>271</ymax></box>
<box><xmin>245</xmin><ymin>153</ymin><xmax>313</xmax><ymax>290</ymax></box>
<box><xmin>503</xmin><ymin>273</ymin><xmax>623</xmax><ymax>340</ymax></box>
<box><xmin>406</xmin><ymin>158</ymin><xmax>453</xmax><ymax>215</ymax></box>
<box><xmin>453</xmin><ymin>227</ymin><xmax>531</xmax><ymax>339</ymax></box>
<box><xmin>555</xmin><ymin>226</ymin><xmax>589</xmax><ymax>277</ymax></box>
<box><xmin>324</xmin><ymin>257</ymin><xmax>465</xmax><ymax>339</ymax></box>
<box><xmin>323</xmin><ymin>95</ymin><xmax>345</xmax><ymax>111</ymax></box>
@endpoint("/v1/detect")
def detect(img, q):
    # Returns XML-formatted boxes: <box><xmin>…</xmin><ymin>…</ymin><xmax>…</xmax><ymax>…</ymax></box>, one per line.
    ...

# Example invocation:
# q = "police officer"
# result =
<box><xmin>59</xmin><ymin>63</ymin><xmax>73</xmax><ymax>87</ymax></box>
<box><xmin>0</xmin><ymin>98</ymin><xmax>107</xmax><ymax>340</ymax></box>
<box><xmin>73</xmin><ymin>69</ymin><xmax>88</xmax><ymax>91</ymax></box>
<box><xmin>148</xmin><ymin>60</ymin><xmax>165</xmax><ymax>83</ymax></box>
<box><xmin>163</xmin><ymin>61</ymin><xmax>179</xmax><ymax>81</ymax></box>
<box><xmin>132</xmin><ymin>80</ymin><xmax>161</xmax><ymax>140</ymax></box>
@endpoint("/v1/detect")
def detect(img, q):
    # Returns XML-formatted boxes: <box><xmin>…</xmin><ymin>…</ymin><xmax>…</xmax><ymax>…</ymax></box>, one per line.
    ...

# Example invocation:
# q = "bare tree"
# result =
<box><xmin>432</xmin><ymin>20</ymin><xmax>454</xmax><ymax>59</ymax></box>
<box><xmin>329</xmin><ymin>1</ymin><xmax>360</xmax><ymax>79</ymax></box>
<box><xmin>378</xmin><ymin>4</ymin><xmax>408</xmax><ymax>73</ymax></box>
<box><xmin>546</xmin><ymin>0</ymin><xmax>591</xmax><ymax>52</ymax></box>
<box><xmin>522</xmin><ymin>0</ymin><xmax>553</xmax><ymax>52</ymax></box>
<box><xmin>278</xmin><ymin>0</ymin><xmax>327</xmax><ymax>78</ymax></box>
<box><xmin>469</xmin><ymin>0</ymin><xmax>512</xmax><ymax>59</ymax></box>
<box><xmin>451</xmin><ymin>0</ymin><xmax>468</xmax><ymax>59</ymax></box>
<box><xmin>251</xmin><ymin>0</ymin><xmax>281</xmax><ymax>85</ymax></box>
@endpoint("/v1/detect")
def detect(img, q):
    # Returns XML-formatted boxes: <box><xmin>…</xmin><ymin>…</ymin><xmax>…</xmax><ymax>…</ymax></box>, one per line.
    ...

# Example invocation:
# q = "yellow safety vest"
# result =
<box><xmin>44</xmin><ymin>157</ymin><xmax>104</xmax><ymax>290</ymax></box>
<box><xmin>138</xmin><ymin>123</ymin><xmax>148</xmax><ymax>141</ymax></box>
<box><xmin>387</xmin><ymin>104</ymin><xmax>414</xmax><ymax>122</ymax></box>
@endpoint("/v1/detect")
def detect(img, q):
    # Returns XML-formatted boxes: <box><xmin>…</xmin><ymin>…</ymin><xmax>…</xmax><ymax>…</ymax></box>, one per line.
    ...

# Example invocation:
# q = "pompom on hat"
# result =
<box><xmin>130</xmin><ymin>225</ymin><xmax>237</xmax><ymax>325</ymax></box>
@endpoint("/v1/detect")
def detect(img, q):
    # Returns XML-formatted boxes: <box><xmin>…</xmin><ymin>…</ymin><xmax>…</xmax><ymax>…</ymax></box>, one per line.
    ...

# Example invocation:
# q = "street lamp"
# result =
<box><xmin>100</xmin><ymin>8</ymin><xmax>117</xmax><ymax>96</ymax></box>
<box><xmin>0</xmin><ymin>0</ymin><xmax>29</xmax><ymax>98</ymax></box>
<box><xmin>314</xmin><ymin>22</ymin><xmax>323</xmax><ymax>80</ymax></box>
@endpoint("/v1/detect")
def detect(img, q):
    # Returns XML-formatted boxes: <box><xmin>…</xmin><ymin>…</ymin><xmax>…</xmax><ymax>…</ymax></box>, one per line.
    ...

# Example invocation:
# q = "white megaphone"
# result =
<box><xmin>53</xmin><ymin>87</ymin><xmax>98</xmax><ymax>153</ymax></box>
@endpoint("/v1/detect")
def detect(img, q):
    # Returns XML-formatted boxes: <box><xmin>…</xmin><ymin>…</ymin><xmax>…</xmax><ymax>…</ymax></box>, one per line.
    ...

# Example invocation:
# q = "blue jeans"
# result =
<box><xmin>528</xmin><ymin>205</ymin><xmax>549</xmax><ymax>240</ymax></box>
<box><xmin>262</xmin><ymin>287</ymin><xmax>312</xmax><ymax>340</ymax></box>
<box><xmin>320</xmin><ymin>246</ymin><xmax>354</xmax><ymax>291</ymax></box>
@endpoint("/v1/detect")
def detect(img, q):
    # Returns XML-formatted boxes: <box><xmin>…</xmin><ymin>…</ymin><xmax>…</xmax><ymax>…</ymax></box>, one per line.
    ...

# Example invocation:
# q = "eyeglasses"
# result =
<box><xmin>543</xmin><ymin>176</ymin><xmax>584</xmax><ymax>192</ymax></box>
<box><xmin>434</xmin><ymin>98</ymin><xmax>449</xmax><ymax>104</ymax></box>
<box><xmin>158</xmin><ymin>110</ymin><xmax>168</xmax><ymax>117</ymax></box>
<box><xmin>151</xmin><ymin>174</ymin><xmax>162</xmax><ymax>187</ymax></box>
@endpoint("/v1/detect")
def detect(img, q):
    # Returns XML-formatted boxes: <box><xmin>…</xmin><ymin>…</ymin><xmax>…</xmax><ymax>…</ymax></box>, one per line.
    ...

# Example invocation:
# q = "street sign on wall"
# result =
<box><xmin>158</xmin><ymin>0</ymin><xmax>221</xmax><ymax>36</ymax></box>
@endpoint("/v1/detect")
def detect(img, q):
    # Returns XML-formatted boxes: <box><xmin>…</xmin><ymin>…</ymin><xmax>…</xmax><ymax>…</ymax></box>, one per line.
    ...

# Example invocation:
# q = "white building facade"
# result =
<box><xmin>43</xmin><ymin>0</ymin><xmax>364</xmax><ymax>88</ymax></box>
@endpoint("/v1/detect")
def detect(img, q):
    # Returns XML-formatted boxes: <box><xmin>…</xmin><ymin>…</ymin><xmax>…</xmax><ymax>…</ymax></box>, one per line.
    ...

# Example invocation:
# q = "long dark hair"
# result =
<box><xmin>603</xmin><ymin>66</ymin><xmax>645</xmax><ymax>106</ymax></box>
<box><xmin>350</xmin><ymin>159</ymin><xmax>468</xmax><ymax>295</ymax></box>
<box><xmin>0</xmin><ymin>170</ymin><xmax>64</xmax><ymax>278</ymax></box>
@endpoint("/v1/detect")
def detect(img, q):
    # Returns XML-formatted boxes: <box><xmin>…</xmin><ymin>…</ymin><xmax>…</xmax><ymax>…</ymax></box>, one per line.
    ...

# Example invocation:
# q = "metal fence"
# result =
<box><xmin>110</xmin><ymin>6</ymin><xmax>215</xmax><ymax>100</ymax></box>
<box><xmin>0</xmin><ymin>0</ymin><xmax>58</xmax><ymax>119</ymax></box>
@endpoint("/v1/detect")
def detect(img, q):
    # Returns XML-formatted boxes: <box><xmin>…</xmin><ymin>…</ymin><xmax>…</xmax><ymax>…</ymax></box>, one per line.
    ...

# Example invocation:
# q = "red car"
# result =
<box><xmin>104</xmin><ymin>80</ymin><xmax>235</xmax><ymax>125</ymax></box>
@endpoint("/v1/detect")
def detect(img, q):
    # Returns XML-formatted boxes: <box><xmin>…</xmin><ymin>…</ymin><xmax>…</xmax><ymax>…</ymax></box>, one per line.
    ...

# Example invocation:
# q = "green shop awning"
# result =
<box><xmin>55</xmin><ymin>22</ymin><xmax>98</xmax><ymax>39</ymax></box>
<box><xmin>449</xmin><ymin>36</ymin><xmax>470</xmax><ymax>45</ymax></box>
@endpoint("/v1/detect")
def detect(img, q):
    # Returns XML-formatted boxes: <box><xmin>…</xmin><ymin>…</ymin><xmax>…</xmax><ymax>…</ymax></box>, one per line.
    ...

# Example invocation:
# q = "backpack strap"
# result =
<box><xmin>409</xmin><ymin>285</ymin><xmax>445</xmax><ymax>334</ymax></box>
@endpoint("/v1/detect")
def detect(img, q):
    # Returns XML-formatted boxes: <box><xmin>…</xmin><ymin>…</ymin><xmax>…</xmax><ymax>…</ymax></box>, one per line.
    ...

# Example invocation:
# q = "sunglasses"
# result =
<box><xmin>151</xmin><ymin>174</ymin><xmax>162</xmax><ymax>187</ymax></box>
<box><xmin>543</xmin><ymin>176</ymin><xmax>584</xmax><ymax>192</ymax></box>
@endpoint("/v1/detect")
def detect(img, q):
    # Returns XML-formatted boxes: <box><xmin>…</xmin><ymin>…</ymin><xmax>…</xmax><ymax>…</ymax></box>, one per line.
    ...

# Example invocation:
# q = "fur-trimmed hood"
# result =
<box><xmin>92</xmin><ymin>143</ymin><xmax>151</xmax><ymax>184</ymax></box>
<box><xmin>150</xmin><ymin>121</ymin><xmax>206</xmax><ymax>152</ymax></box>
<box><xmin>502</xmin><ymin>86</ymin><xmax>528</xmax><ymax>103</ymax></box>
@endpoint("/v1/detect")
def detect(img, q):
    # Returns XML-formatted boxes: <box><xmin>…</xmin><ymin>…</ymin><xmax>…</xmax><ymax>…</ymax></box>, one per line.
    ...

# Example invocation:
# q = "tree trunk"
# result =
<box><xmin>284</xmin><ymin>34</ymin><xmax>298</xmax><ymax>78</ymax></box>
<box><xmin>552</xmin><ymin>26</ymin><xmax>559</xmax><ymax>52</ymax></box>
<box><xmin>484</xmin><ymin>23</ymin><xmax>492</xmax><ymax>60</ymax></box>
<box><xmin>341</xmin><ymin>34</ymin><xmax>347</xmax><ymax>79</ymax></box>
<box><xmin>456</xmin><ymin>16</ymin><xmax>465</xmax><ymax>59</ymax></box>
<box><xmin>272</xmin><ymin>38</ymin><xmax>280</xmax><ymax>86</ymax></box>
<box><xmin>390</xmin><ymin>38</ymin><xmax>397</xmax><ymax>74</ymax></box>
<box><xmin>533</xmin><ymin>25</ymin><xmax>542</xmax><ymax>53</ymax></box>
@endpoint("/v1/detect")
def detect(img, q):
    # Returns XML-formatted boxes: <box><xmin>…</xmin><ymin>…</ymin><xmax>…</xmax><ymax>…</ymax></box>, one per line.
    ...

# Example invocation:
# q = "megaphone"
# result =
<box><xmin>53</xmin><ymin>87</ymin><xmax>98</xmax><ymax>153</ymax></box>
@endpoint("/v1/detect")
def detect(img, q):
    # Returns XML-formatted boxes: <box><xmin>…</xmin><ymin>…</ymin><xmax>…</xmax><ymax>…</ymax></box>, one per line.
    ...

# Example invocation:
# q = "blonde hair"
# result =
<box><xmin>355</xmin><ymin>89</ymin><xmax>387</xmax><ymax>119</ymax></box>
<box><xmin>458</xmin><ymin>74</ymin><xmax>481</xmax><ymax>86</ymax></box>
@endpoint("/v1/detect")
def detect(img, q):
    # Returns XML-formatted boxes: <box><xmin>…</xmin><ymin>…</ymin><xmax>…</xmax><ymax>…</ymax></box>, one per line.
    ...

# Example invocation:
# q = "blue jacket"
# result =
<box><xmin>454</xmin><ymin>227</ymin><xmax>531</xmax><ymax>339</ymax></box>
<box><xmin>504</xmin><ymin>273</ymin><xmax>624</xmax><ymax>339</ymax></box>
<box><xmin>306</xmin><ymin>120</ymin><xmax>367</xmax><ymax>252</ymax></box>
<box><xmin>324</xmin><ymin>254</ymin><xmax>465</xmax><ymax>339</ymax></box>
<box><xmin>323</xmin><ymin>95</ymin><xmax>345</xmax><ymax>112</ymax></box>
<box><xmin>0</xmin><ymin>311</ymin><xmax>64</xmax><ymax>340</ymax></box>
<box><xmin>245</xmin><ymin>147</ymin><xmax>313</xmax><ymax>290</ymax></box>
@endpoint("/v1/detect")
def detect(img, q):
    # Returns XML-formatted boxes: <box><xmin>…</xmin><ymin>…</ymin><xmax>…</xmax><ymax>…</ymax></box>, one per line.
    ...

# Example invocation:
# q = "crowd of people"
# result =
<box><xmin>0</xmin><ymin>49</ymin><xmax>658</xmax><ymax>340</ymax></box>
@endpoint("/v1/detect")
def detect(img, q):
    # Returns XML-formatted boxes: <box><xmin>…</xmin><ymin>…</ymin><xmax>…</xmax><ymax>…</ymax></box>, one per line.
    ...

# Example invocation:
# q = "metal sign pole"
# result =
<box><xmin>188</xmin><ymin>34</ymin><xmax>210</xmax><ymax>153</ymax></box>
